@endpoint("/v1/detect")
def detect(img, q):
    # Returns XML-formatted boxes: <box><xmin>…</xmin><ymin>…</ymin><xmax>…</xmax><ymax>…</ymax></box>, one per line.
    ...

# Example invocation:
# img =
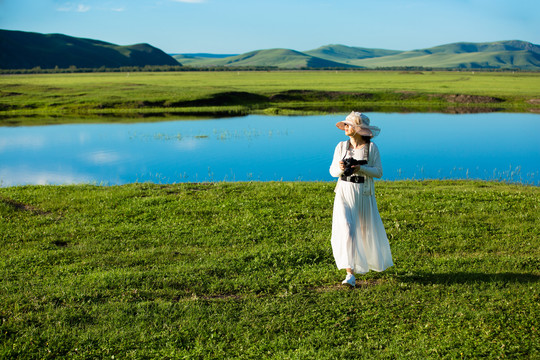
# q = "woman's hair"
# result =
<box><xmin>362</xmin><ymin>136</ymin><xmax>371</xmax><ymax>160</ymax></box>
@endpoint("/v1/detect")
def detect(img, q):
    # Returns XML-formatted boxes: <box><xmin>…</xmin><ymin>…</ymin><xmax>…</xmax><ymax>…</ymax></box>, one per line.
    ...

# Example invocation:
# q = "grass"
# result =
<box><xmin>1</xmin><ymin>180</ymin><xmax>538</xmax><ymax>358</ymax></box>
<box><xmin>1</xmin><ymin>71</ymin><xmax>539</xmax><ymax>124</ymax></box>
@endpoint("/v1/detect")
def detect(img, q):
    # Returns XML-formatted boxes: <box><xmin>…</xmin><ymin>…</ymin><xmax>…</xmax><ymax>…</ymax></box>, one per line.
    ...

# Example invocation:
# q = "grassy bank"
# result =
<box><xmin>1</xmin><ymin>71</ymin><xmax>539</xmax><ymax>124</ymax></box>
<box><xmin>1</xmin><ymin>180</ymin><xmax>538</xmax><ymax>358</ymax></box>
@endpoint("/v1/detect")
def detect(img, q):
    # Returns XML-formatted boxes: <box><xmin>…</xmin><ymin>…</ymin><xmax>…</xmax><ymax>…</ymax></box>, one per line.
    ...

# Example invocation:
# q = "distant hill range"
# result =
<box><xmin>176</xmin><ymin>41</ymin><xmax>540</xmax><ymax>70</ymax></box>
<box><xmin>174</xmin><ymin>48</ymin><xmax>359</xmax><ymax>69</ymax></box>
<box><xmin>0</xmin><ymin>29</ymin><xmax>178</xmax><ymax>69</ymax></box>
<box><xmin>1</xmin><ymin>29</ymin><xmax>538</xmax><ymax>70</ymax></box>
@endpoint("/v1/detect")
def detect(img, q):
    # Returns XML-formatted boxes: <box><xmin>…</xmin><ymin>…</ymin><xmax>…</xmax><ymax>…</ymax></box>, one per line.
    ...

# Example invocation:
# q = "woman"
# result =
<box><xmin>329</xmin><ymin>111</ymin><xmax>393</xmax><ymax>287</ymax></box>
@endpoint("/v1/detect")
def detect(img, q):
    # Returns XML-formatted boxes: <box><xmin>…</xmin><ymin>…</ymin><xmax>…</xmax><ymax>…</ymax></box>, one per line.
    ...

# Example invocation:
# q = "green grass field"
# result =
<box><xmin>1</xmin><ymin>71</ymin><xmax>539</xmax><ymax>124</ymax></box>
<box><xmin>1</xmin><ymin>181</ymin><xmax>538</xmax><ymax>358</ymax></box>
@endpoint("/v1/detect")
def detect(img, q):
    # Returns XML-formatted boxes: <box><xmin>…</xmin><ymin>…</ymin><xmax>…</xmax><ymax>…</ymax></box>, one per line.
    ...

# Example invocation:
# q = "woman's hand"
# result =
<box><xmin>340</xmin><ymin>161</ymin><xmax>361</xmax><ymax>173</ymax></box>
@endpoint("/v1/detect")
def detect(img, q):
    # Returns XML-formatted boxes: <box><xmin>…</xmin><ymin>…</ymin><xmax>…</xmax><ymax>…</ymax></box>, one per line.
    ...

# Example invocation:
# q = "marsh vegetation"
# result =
<box><xmin>1</xmin><ymin>71</ymin><xmax>539</xmax><ymax>124</ymax></box>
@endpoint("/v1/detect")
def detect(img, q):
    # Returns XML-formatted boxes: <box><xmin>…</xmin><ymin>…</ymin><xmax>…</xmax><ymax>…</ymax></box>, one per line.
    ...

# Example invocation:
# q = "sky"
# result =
<box><xmin>1</xmin><ymin>0</ymin><xmax>539</xmax><ymax>54</ymax></box>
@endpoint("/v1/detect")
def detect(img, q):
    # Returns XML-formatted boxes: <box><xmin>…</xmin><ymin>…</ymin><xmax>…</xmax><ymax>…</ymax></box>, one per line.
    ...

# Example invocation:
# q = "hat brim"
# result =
<box><xmin>335</xmin><ymin>120</ymin><xmax>353</xmax><ymax>131</ymax></box>
<box><xmin>336</xmin><ymin>121</ymin><xmax>379</xmax><ymax>138</ymax></box>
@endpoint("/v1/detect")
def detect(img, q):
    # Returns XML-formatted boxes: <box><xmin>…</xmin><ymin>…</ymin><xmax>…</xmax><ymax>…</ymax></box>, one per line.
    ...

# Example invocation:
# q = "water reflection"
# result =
<box><xmin>0</xmin><ymin>113</ymin><xmax>538</xmax><ymax>186</ymax></box>
<box><xmin>0</xmin><ymin>166</ymin><xmax>93</xmax><ymax>186</ymax></box>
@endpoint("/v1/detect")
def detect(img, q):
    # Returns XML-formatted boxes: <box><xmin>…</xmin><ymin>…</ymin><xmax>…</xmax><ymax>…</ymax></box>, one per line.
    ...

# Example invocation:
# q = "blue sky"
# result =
<box><xmin>1</xmin><ymin>0</ymin><xmax>539</xmax><ymax>54</ymax></box>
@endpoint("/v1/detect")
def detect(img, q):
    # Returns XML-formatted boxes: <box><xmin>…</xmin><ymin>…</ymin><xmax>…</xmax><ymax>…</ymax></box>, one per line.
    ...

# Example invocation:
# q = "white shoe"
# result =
<box><xmin>342</xmin><ymin>274</ymin><xmax>356</xmax><ymax>287</ymax></box>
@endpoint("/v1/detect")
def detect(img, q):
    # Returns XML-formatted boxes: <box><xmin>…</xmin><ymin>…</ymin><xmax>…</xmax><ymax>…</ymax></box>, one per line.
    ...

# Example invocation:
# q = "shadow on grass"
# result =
<box><xmin>398</xmin><ymin>272</ymin><xmax>539</xmax><ymax>285</ymax></box>
<box><xmin>0</xmin><ymin>195</ymin><xmax>50</xmax><ymax>215</ymax></box>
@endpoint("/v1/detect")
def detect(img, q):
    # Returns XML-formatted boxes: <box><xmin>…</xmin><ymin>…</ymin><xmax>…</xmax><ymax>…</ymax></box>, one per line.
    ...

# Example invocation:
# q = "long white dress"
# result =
<box><xmin>329</xmin><ymin>140</ymin><xmax>393</xmax><ymax>274</ymax></box>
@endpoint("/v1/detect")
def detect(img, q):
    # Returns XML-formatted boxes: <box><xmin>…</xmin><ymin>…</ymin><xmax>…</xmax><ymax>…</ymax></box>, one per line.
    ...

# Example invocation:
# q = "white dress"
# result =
<box><xmin>329</xmin><ymin>140</ymin><xmax>393</xmax><ymax>274</ymax></box>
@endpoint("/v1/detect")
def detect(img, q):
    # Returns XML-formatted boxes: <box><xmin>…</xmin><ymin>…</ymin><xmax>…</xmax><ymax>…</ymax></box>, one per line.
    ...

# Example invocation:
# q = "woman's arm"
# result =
<box><xmin>329</xmin><ymin>142</ymin><xmax>345</xmax><ymax>178</ymax></box>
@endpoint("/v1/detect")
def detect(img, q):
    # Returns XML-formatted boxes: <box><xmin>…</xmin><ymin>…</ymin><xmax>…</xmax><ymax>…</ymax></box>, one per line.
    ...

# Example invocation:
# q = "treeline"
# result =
<box><xmin>0</xmin><ymin>65</ymin><xmax>280</xmax><ymax>74</ymax></box>
<box><xmin>0</xmin><ymin>65</ymin><xmax>184</xmax><ymax>74</ymax></box>
<box><xmin>0</xmin><ymin>65</ymin><xmax>529</xmax><ymax>74</ymax></box>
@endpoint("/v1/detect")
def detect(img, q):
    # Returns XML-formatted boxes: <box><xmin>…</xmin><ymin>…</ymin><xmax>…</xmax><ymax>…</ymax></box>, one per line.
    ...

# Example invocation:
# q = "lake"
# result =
<box><xmin>1</xmin><ymin>113</ymin><xmax>539</xmax><ymax>186</ymax></box>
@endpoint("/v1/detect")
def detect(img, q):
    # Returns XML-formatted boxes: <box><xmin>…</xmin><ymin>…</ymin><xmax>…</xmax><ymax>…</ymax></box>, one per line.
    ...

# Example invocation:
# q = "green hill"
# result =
<box><xmin>349</xmin><ymin>41</ymin><xmax>540</xmax><ymax>69</ymax></box>
<box><xmin>176</xmin><ymin>41</ymin><xmax>539</xmax><ymax>70</ymax></box>
<box><xmin>176</xmin><ymin>48</ymin><xmax>359</xmax><ymax>69</ymax></box>
<box><xmin>414</xmin><ymin>40</ymin><xmax>540</xmax><ymax>54</ymax></box>
<box><xmin>2</xmin><ymin>30</ymin><xmax>538</xmax><ymax>70</ymax></box>
<box><xmin>304</xmin><ymin>44</ymin><xmax>403</xmax><ymax>64</ymax></box>
<box><xmin>172</xmin><ymin>53</ymin><xmax>237</xmax><ymax>66</ymax></box>
<box><xmin>0</xmin><ymin>29</ymin><xmax>179</xmax><ymax>69</ymax></box>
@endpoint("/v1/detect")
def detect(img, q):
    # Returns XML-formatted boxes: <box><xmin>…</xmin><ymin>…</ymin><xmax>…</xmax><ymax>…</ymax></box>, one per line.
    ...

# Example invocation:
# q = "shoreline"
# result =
<box><xmin>1</xmin><ymin>104</ymin><xmax>537</xmax><ymax>127</ymax></box>
<box><xmin>2</xmin><ymin>179</ymin><xmax>539</xmax><ymax>189</ymax></box>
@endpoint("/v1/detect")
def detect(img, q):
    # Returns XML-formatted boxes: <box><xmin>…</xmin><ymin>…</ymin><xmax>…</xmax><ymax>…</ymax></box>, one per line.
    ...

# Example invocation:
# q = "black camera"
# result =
<box><xmin>342</xmin><ymin>158</ymin><xmax>367</xmax><ymax>176</ymax></box>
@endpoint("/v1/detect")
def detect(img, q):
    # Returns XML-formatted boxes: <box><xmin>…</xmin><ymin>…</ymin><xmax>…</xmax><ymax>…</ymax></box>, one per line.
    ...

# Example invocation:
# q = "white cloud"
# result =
<box><xmin>170</xmin><ymin>0</ymin><xmax>206</xmax><ymax>3</ymax></box>
<box><xmin>56</xmin><ymin>3</ymin><xmax>91</xmax><ymax>12</ymax></box>
<box><xmin>77</xmin><ymin>4</ymin><xmax>90</xmax><ymax>12</ymax></box>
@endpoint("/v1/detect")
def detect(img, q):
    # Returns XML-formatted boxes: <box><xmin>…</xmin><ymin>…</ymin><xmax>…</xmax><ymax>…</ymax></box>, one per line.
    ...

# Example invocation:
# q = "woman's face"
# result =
<box><xmin>344</xmin><ymin>123</ymin><xmax>356</xmax><ymax>137</ymax></box>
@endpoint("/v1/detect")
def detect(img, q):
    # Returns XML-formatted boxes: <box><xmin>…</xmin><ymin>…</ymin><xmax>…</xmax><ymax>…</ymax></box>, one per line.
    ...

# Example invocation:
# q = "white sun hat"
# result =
<box><xmin>336</xmin><ymin>111</ymin><xmax>380</xmax><ymax>138</ymax></box>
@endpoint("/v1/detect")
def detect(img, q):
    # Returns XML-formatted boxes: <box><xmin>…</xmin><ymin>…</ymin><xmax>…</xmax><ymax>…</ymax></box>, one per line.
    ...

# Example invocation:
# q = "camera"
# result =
<box><xmin>342</xmin><ymin>158</ymin><xmax>367</xmax><ymax>176</ymax></box>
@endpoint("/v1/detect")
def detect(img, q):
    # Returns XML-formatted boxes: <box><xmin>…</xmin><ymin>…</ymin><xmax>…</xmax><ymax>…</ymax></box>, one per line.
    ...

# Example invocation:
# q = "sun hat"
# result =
<box><xmin>335</xmin><ymin>111</ymin><xmax>380</xmax><ymax>138</ymax></box>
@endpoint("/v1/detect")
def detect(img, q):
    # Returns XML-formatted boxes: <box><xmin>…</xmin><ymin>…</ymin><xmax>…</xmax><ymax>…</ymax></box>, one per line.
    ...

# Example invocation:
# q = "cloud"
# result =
<box><xmin>56</xmin><ymin>3</ymin><xmax>91</xmax><ymax>12</ymax></box>
<box><xmin>170</xmin><ymin>0</ymin><xmax>206</xmax><ymax>3</ymax></box>
<box><xmin>77</xmin><ymin>4</ymin><xmax>90</xmax><ymax>12</ymax></box>
<box><xmin>55</xmin><ymin>2</ymin><xmax>124</xmax><ymax>12</ymax></box>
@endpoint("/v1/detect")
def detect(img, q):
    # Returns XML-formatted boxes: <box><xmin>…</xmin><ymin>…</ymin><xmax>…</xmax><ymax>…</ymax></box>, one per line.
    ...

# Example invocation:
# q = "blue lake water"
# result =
<box><xmin>1</xmin><ymin>113</ymin><xmax>539</xmax><ymax>186</ymax></box>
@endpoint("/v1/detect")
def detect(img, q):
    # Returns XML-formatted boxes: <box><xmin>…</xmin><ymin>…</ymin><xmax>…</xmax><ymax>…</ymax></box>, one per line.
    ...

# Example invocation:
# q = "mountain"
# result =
<box><xmin>0</xmin><ymin>29</ymin><xmax>179</xmax><ymax>69</ymax></box>
<box><xmin>349</xmin><ymin>41</ymin><xmax>540</xmax><ymax>69</ymax></box>
<box><xmin>174</xmin><ymin>48</ymin><xmax>359</xmax><ymax>69</ymax></box>
<box><xmin>2</xmin><ymin>30</ymin><xmax>538</xmax><ymax>71</ymax></box>
<box><xmin>172</xmin><ymin>53</ymin><xmax>238</xmax><ymax>58</ymax></box>
<box><xmin>304</xmin><ymin>44</ymin><xmax>403</xmax><ymax>64</ymax></box>
<box><xmin>409</xmin><ymin>40</ymin><xmax>540</xmax><ymax>55</ymax></box>
<box><xmin>177</xmin><ymin>41</ymin><xmax>539</xmax><ymax>70</ymax></box>
<box><xmin>172</xmin><ymin>53</ymin><xmax>238</xmax><ymax>66</ymax></box>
